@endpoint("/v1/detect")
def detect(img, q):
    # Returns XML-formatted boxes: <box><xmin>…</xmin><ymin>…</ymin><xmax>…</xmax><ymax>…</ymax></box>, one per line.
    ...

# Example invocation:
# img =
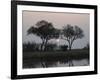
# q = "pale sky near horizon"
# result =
<box><xmin>22</xmin><ymin>11</ymin><xmax>90</xmax><ymax>49</ymax></box>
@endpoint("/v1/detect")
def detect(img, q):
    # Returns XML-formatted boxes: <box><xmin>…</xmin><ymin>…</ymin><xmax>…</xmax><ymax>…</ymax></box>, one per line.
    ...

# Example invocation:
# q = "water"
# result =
<box><xmin>23</xmin><ymin>58</ymin><xmax>89</xmax><ymax>68</ymax></box>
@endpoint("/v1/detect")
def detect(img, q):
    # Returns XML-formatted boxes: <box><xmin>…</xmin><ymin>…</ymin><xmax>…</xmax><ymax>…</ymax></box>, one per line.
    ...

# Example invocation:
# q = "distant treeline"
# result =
<box><xmin>23</xmin><ymin>42</ymin><xmax>68</xmax><ymax>52</ymax></box>
<box><xmin>23</xmin><ymin>42</ymin><xmax>89</xmax><ymax>52</ymax></box>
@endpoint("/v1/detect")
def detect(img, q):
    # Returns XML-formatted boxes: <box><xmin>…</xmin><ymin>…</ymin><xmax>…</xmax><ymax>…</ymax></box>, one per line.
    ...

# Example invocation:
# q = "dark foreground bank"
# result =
<box><xmin>23</xmin><ymin>49</ymin><xmax>89</xmax><ymax>68</ymax></box>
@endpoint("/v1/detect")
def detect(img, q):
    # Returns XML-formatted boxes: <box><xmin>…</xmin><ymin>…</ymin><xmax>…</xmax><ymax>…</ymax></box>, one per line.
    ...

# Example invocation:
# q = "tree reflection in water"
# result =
<box><xmin>23</xmin><ymin>58</ymin><xmax>89</xmax><ymax>68</ymax></box>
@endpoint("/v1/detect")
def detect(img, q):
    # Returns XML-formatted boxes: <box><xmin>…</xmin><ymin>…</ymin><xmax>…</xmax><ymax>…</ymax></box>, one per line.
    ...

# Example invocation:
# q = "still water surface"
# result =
<box><xmin>23</xmin><ymin>58</ymin><xmax>89</xmax><ymax>68</ymax></box>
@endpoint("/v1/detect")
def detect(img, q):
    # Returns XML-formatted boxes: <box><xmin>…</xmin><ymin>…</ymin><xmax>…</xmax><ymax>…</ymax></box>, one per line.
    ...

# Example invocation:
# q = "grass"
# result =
<box><xmin>23</xmin><ymin>49</ymin><xmax>89</xmax><ymax>61</ymax></box>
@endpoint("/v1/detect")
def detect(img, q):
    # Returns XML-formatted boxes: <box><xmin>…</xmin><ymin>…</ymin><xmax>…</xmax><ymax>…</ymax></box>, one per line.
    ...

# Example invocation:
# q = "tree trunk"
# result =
<box><xmin>44</xmin><ymin>39</ymin><xmax>48</xmax><ymax>51</ymax></box>
<box><xmin>68</xmin><ymin>41</ymin><xmax>73</xmax><ymax>50</ymax></box>
<box><xmin>69</xmin><ymin>46</ymin><xmax>71</xmax><ymax>50</ymax></box>
<box><xmin>68</xmin><ymin>42</ymin><xmax>71</xmax><ymax>50</ymax></box>
<box><xmin>41</xmin><ymin>39</ymin><xmax>45</xmax><ymax>51</ymax></box>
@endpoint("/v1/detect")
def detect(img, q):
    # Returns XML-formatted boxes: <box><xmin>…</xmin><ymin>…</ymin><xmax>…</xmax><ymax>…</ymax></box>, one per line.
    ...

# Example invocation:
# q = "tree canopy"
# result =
<box><xmin>62</xmin><ymin>24</ymin><xmax>84</xmax><ymax>50</ymax></box>
<box><xmin>27</xmin><ymin>20</ymin><xmax>60</xmax><ymax>51</ymax></box>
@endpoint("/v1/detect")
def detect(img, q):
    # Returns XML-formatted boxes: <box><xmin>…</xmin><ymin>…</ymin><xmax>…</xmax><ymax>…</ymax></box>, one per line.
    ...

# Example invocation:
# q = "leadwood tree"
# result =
<box><xmin>27</xmin><ymin>20</ymin><xmax>60</xmax><ymax>51</ymax></box>
<box><xmin>62</xmin><ymin>24</ymin><xmax>84</xmax><ymax>50</ymax></box>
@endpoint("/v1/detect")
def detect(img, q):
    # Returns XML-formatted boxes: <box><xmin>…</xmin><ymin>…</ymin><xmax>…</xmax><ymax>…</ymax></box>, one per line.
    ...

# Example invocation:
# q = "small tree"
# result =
<box><xmin>62</xmin><ymin>24</ymin><xmax>84</xmax><ymax>50</ymax></box>
<box><xmin>83</xmin><ymin>43</ymin><xmax>89</xmax><ymax>50</ymax></box>
<box><xmin>27</xmin><ymin>20</ymin><xmax>60</xmax><ymax>51</ymax></box>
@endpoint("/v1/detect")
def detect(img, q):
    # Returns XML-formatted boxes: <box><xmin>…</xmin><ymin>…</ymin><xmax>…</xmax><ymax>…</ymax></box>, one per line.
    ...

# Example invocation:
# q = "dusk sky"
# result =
<box><xmin>22</xmin><ymin>11</ymin><xmax>90</xmax><ymax>49</ymax></box>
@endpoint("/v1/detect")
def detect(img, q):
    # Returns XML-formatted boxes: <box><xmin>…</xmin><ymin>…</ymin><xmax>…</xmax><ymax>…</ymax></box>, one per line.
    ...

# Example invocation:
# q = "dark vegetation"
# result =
<box><xmin>23</xmin><ymin>50</ymin><xmax>89</xmax><ymax>61</ymax></box>
<box><xmin>60</xmin><ymin>45</ymin><xmax>68</xmax><ymax>51</ymax></box>
<box><xmin>23</xmin><ymin>42</ymin><xmax>70</xmax><ymax>52</ymax></box>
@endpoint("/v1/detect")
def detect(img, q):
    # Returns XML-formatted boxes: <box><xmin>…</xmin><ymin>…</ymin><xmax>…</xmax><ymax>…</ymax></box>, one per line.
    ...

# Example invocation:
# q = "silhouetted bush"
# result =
<box><xmin>23</xmin><ymin>42</ymin><xmax>41</xmax><ymax>52</ymax></box>
<box><xmin>60</xmin><ymin>45</ymin><xmax>68</xmax><ymax>51</ymax></box>
<box><xmin>83</xmin><ymin>43</ymin><xmax>89</xmax><ymax>50</ymax></box>
<box><xmin>45</xmin><ymin>43</ymin><xmax>57</xmax><ymax>51</ymax></box>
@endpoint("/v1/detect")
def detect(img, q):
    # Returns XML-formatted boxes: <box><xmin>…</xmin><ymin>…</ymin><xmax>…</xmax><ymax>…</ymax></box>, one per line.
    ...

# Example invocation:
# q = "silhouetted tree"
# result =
<box><xmin>62</xmin><ymin>24</ymin><xmax>84</xmax><ymax>50</ymax></box>
<box><xmin>27</xmin><ymin>20</ymin><xmax>60</xmax><ymax>51</ymax></box>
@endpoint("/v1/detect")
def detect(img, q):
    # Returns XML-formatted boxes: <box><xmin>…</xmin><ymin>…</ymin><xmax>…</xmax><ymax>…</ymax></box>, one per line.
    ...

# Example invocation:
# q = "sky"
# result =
<box><xmin>22</xmin><ymin>11</ymin><xmax>90</xmax><ymax>49</ymax></box>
